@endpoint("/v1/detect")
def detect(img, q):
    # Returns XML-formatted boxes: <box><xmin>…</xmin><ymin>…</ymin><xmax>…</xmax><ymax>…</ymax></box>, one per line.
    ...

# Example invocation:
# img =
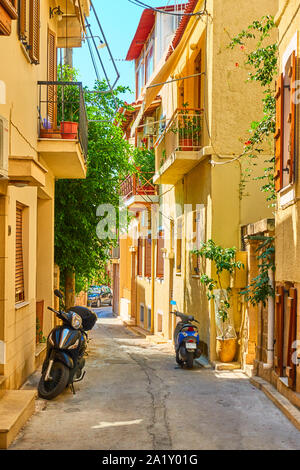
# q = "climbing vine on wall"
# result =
<box><xmin>227</xmin><ymin>15</ymin><xmax>278</xmax><ymax>205</ymax></box>
<box><xmin>241</xmin><ymin>235</ymin><xmax>275</xmax><ymax>306</ymax></box>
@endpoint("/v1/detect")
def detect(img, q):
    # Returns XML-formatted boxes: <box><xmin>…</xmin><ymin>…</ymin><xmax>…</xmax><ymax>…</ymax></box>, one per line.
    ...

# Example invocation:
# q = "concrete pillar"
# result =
<box><xmin>36</xmin><ymin>198</ymin><xmax>54</xmax><ymax>337</ymax></box>
<box><xmin>244</xmin><ymin>239</ymin><xmax>260</xmax><ymax>365</ymax></box>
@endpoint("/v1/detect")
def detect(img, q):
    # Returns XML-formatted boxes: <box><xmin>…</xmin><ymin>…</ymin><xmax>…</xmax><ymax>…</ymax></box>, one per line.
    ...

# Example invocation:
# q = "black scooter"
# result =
<box><xmin>38</xmin><ymin>290</ymin><xmax>97</xmax><ymax>400</ymax></box>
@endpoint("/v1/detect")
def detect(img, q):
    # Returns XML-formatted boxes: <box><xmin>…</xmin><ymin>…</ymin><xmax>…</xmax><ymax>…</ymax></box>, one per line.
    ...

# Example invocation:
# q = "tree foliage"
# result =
<box><xmin>228</xmin><ymin>15</ymin><xmax>278</xmax><ymax>204</ymax></box>
<box><xmin>228</xmin><ymin>16</ymin><xmax>277</xmax><ymax>305</ymax></box>
<box><xmin>54</xmin><ymin>73</ymin><xmax>133</xmax><ymax>290</ymax></box>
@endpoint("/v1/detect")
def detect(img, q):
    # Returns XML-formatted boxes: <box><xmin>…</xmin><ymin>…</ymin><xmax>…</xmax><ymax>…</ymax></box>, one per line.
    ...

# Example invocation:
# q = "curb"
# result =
<box><xmin>250</xmin><ymin>376</ymin><xmax>300</xmax><ymax>431</ymax></box>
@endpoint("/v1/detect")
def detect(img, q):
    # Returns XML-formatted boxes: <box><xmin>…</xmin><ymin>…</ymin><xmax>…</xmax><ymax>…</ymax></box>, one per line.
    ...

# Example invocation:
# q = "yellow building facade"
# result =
<box><xmin>251</xmin><ymin>0</ymin><xmax>300</xmax><ymax>406</ymax></box>
<box><xmin>119</xmin><ymin>0</ymin><xmax>278</xmax><ymax>366</ymax></box>
<box><xmin>0</xmin><ymin>0</ymin><xmax>90</xmax><ymax>398</ymax></box>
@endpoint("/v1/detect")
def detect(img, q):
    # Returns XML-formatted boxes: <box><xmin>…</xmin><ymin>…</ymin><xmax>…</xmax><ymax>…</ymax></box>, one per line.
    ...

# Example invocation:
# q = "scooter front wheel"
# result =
<box><xmin>38</xmin><ymin>362</ymin><xmax>69</xmax><ymax>400</ymax></box>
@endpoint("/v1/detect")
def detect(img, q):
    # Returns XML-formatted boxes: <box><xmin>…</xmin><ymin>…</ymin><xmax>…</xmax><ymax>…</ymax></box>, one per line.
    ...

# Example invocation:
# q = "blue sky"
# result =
<box><xmin>72</xmin><ymin>0</ymin><xmax>187</xmax><ymax>103</ymax></box>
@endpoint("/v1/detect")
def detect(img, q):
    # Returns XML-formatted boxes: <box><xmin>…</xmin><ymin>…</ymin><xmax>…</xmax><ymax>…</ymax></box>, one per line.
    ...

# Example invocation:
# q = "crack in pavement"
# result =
<box><xmin>97</xmin><ymin>319</ymin><xmax>172</xmax><ymax>450</ymax></box>
<box><xmin>128</xmin><ymin>353</ymin><xmax>172</xmax><ymax>450</ymax></box>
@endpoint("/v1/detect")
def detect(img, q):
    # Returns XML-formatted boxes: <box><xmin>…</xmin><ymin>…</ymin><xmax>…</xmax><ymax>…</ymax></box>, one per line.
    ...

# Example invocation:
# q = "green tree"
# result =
<box><xmin>54</xmin><ymin>74</ymin><xmax>133</xmax><ymax>305</ymax></box>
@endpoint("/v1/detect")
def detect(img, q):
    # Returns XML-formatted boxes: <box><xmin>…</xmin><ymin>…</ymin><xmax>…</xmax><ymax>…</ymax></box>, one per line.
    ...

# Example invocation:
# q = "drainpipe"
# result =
<box><xmin>267</xmin><ymin>267</ymin><xmax>275</xmax><ymax>366</ymax></box>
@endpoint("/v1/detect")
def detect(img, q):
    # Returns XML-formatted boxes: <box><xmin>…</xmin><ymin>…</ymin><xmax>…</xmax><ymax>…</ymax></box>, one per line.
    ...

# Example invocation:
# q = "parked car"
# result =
<box><xmin>87</xmin><ymin>286</ymin><xmax>112</xmax><ymax>308</ymax></box>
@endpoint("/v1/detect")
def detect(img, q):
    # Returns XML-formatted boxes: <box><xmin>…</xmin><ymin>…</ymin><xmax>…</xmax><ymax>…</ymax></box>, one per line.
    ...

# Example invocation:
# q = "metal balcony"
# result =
<box><xmin>37</xmin><ymin>81</ymin><xmax>88</xmax><ymax>160</ymax></box>
<box><xmin>37</xmin><ymin>81</ymin><xmax>88</xmax><ymax>179</ymax></box>
<box><xmin>120</xmin><ymin>171</ymin><xmax>158</xmax><ymax>208</ymax></box>
<box><xmin>154</xmin><ymin>108</ymin><xmax>204</xmax><ymax>184</ymax></box>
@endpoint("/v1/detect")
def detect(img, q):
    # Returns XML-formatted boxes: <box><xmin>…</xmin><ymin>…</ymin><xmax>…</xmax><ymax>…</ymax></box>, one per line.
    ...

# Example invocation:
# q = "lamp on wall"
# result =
<box><xmin>49</xmin><ymin>6</ymin><xmax>64</xmax><ymax>21</ymax></box>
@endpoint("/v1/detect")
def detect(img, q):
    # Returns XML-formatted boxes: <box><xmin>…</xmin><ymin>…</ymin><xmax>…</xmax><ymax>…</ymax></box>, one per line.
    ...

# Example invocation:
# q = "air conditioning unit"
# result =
<box><xmin>144</xmin><ymin>117</ymin><xmax>155</xmax><ymax>136</ymax></box>
<box><xmin>0</xmin><ymin>115</ymin><xmax>8</xmax><ymax>179</ymax></box>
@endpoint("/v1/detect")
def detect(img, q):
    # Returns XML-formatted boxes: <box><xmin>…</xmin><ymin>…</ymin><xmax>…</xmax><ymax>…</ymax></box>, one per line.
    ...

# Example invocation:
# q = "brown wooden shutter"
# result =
<box><xmin>275</xmin><ymin>74</ymin><xmax>284</xmax><ymax>192</ymax></box>
<box><xmin>144</xmin><ymin>235</ymin><xmax>152</xmax><ymax>278</ymax></box>
<box><xmin>286</xmin><ymin>287</ymin><xmax>297</xmax><ymax>389</ymax></box>
<box><xmin>29</xmin><ymin>0</ymin><xmax>40</xmax><ymax>64</ymax></box>
<box><xmin>176</xmin><ymin>217</ymin><xmax>183</xmax><ymax>273</ymax></box>
<box><xmin>288</xmin><ymin>52</ymin><xmax>296</xmax><ymax>184</ymax></box>
<box><xmin>15</xmin><ymin>204</ymin><xmax>25</xmax><ymax>303</ymax></box>
<box><xmin>0</xmin><ymin>0</ymin><xmax>18</xmax><ymax>18</ymax></box>
<box><xmin>274</xmin><ymin>285</ymin><xmax>284</xmax><ymax>376</ymax></box>
<box><xmin>19</xmin><ymin>0</ymin><xmax>26</xmax><ymax>39</ymax></box>
<box><xmin>137</xmin><ymin>237</ymin><xmax>143</xmax><ymax>276</ymax></box>
<box><xmin>0</xmin><ymin>4</ymin><xmax>11</xmax><ymax>35</ymax></box>
<box><xmin>47</xmin><ymin>29</ymin><xmax>57</xmax><ymax>128</ymax></box>
<box><xmin>156</xmin><ymin>230</ymin><xmax>164</xmax><ymax>278</ymax></box>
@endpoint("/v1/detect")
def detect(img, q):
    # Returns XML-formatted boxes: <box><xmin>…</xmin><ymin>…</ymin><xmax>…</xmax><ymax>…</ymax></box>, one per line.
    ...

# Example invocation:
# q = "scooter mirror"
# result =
<box><xmin>170</xmin><ymin>300</ymin><xmax>177</xmax><ymax>306</ymax></box>
<box><xmin>54</xmin><ymin>289</ymin><xmax>64</xmax><ymax>299</ymax></box>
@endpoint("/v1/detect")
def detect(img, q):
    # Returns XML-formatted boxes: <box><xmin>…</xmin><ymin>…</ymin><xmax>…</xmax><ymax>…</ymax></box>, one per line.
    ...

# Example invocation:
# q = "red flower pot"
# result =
<box><xmin>60</xmin><ymin>121</ymin><xmax>78</xmax><ymax>140</ymax></box>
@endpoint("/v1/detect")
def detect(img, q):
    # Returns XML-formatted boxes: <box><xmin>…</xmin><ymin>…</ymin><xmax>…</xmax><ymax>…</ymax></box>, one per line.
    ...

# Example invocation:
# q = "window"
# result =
<box><xmin>191</xmin><ymin>206</ymin><xmax>205</xmax><ymax>275</ymax></box>
<box><xmin>145</xmin><ymin>40</ymin><xmax>154</xmax><ymax>84</ymax></box>
<box><xmin>136</xmin><ymin>55</ymin><xmax>145</xmax><ymax>99</ymax></box>
<box><xmin>176</xmin><ymin>216</ymin><xmax>183</xmax><ymax>274</ymax></box>
<box><xmin>0</xmin><ymin>0</ymin><xmax>18</xmax><ymax>36</ymax></box>
<box><xmin>140</xmin><ymin>304</ymin><xmax>144</xmax><ymax>324</ymax></box>
<box><xmin>144</xmin><ymin>234</ymin><xmax>152</xmax><ymax>278</ymax></box>
<box><xmin>147</xmin><ymin>307</ymin><xmax>151</xmax><ymax>330</ymax></box>
<box><xmin>194</xmin><ymin>51</ymin><xmax>202</xmax><ymax>109</ymax></box>
<box><xmin>275</xmin><ymin>50</ymin><xmax>298</xmax><ymax>191</ymax></box>
<box><xmin>18</xmin><ymin>0</ymin><xmax>40</xmax><ymax>64</ymax></box>
<box><xmin>156</xmin><ymin>229</ymin><xmax>164</xmax><ymax>278</ymax></box>
<box><xmin>15</xmin><ymin>203</ymin><xmax>25</xmax><ymax>303</ymax></box>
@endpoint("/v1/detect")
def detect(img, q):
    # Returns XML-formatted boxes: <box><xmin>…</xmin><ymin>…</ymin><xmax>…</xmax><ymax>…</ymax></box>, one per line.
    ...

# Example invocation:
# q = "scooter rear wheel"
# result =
<box><xmin>186</xmin><ymin>352</ymin><xmax>194</xmax><ymax>369</ymax></box>
<box><xmin>38</xmin><ymin>362</ymin><xmax>69</xmax><ymax>400</ymax></box>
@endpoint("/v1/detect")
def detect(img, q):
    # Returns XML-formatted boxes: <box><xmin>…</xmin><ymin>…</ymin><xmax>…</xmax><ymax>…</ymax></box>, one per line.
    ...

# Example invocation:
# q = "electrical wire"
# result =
<box><xmin>128</xmin><ymin>0</ymin><xmax>207</xmax><ymax>16</ymax></box>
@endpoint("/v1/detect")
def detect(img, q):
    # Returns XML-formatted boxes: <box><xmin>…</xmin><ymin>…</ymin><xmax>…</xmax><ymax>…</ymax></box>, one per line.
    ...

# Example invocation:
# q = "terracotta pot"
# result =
<box><xmin>179</xmin><ymin>137</ymin><xmax>193</xmax><ymax>151</ymax></box>
<box><xmin>216</xmin><ymin>337</ymin><xmax>237</xmax><ymax>363</ymax></box>
<box><xmin>60</xmin><ymin>121</ymin><xmax>78</xmax><ymax>140</ymax></box>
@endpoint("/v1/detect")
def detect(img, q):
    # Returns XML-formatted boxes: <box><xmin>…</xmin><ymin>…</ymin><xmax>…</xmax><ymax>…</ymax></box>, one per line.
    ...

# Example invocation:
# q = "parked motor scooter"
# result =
<box><xmin>38</xmin><ymin>289</ymin><xmax>97</xmax><ymax>400</ymax></box>
<box><xmin>171</xmin><ymin>300</ymin><xmax>202</xmax><ymax>369</ymax></box>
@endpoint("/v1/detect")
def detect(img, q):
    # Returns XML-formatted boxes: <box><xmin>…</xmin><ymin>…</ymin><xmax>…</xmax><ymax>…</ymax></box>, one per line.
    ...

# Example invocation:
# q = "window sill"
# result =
<box><xmin>191</xmin><ymin>275</ymin><xmax>200</xmax><ymax>279</ymax></box>
<box><xmin>176</xmin><ymin>273</ymin><xmax>182</xmax><ymax>277</ymax></box>
<box><xmin>155</xmin><ymin>277</ymin><xmax>164</xmax><ymax>283</ymax></box>
<box><xmin>15</xmin><ymin>301</ymin><xmax>30</xmax><ymax>310</ymax></box>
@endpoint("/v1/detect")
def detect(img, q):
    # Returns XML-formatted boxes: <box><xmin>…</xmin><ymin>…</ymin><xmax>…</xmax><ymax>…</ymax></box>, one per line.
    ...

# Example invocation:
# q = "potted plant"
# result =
<box><xmin>171</xmin><ymin>103</ymin><xmax>202</xmax><ymax>151</ymax></box>
<box><xmin>57</xmin><ymin>65</ymin><xmax>80</xmax><ymax>140</ymax></box>
<box><xmin>192</xmin><ymin>240</ymin><xmax>244</xmax><ymax>363</ymax></box>
<box><xmin>39</xmin><ymin>118</ymin><xmax>61</xmax><ymax>139</ymax></box>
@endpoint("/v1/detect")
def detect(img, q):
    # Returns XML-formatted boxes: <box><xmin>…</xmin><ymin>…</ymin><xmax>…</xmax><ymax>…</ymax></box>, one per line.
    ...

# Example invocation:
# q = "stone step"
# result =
<box><xmin>0</xmin><ymin>390</ymin><xmax>36</xmax><ymax>449</ymax></box>
<box><xmin>213</xmin><ymin>361</ymin><xmax>241</xmax><ymax>371</ymax></box>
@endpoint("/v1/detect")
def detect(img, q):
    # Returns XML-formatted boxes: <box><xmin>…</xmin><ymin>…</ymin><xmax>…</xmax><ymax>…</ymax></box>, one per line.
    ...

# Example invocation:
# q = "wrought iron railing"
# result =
<box><xmin>37</xmin><ymin>81</ymin><xmax>88</xmax><ymax>160</ymax></box>
<box><xmin>120</xmin><ymin>171</ymin><xmax>156</xmax><ymax>200</ymax></box>
<box><xmin>154</xmin><ymin>108</ymin><xmax>204</xmax><ymax>168</ymax></box>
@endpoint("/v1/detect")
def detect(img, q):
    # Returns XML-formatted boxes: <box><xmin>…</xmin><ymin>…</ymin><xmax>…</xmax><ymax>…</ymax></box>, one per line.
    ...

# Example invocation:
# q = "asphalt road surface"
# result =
<box><xmin>10</xmin><ymin>307</ymin><xmax>300</xmax><ymax>450</ymax></box>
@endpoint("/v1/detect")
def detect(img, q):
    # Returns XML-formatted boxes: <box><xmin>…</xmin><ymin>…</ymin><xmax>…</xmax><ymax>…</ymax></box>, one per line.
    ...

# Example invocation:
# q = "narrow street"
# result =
<box><xmin>10</xmin><ymin>308</ymin><xmax>300</xmax><ymax>451</ymax></box>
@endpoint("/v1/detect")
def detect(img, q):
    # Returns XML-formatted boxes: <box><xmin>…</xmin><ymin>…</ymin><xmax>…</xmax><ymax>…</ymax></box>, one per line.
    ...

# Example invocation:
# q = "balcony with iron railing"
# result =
<box><xmin>153</xmin><ymin>108</ymin><xmax>205</xmax><ymax>184</ymax></box>
<box><xmin>37</xmin><ymin>81</ymin><xmax>88</xmax><ymax>179</ymax></box>
<box><xmin>120</xmin><ymin>170</ymin><xmax>158</xmax><ymax>208</ymax></box>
